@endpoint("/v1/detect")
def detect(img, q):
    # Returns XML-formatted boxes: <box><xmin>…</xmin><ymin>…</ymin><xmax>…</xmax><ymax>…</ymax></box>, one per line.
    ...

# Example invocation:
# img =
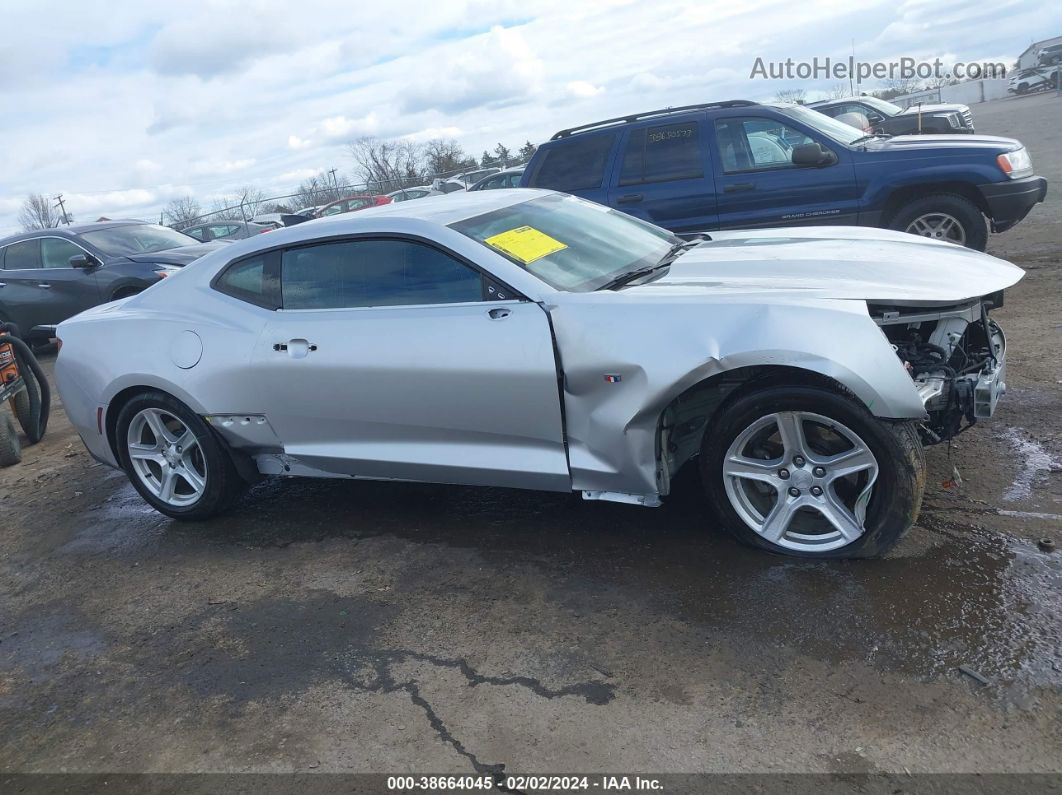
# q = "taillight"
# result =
<box><xmin>56</xmin><ymin>337</ymin><xmax>63</xmax><ymax>352</ymax></box>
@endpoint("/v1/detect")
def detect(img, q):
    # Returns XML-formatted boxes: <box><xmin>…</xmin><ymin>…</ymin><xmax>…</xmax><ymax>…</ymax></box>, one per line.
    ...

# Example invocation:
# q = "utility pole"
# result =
<box><xmin>328</xmin><ymin>168</ymin><xmax>339</xmax><ymax>192</ymax></box>
<box><xmin>54</xmin><ymin>194</ymin><xmax>70</xmax><ymax>225</ymax></box>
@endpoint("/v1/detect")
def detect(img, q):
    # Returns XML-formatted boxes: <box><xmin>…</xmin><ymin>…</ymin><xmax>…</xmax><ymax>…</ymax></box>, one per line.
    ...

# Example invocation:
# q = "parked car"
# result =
<box><xmin>55</xmin><ymin>190</ymin><xmax>1020</xmax><ymax>559</ymax></box>
<box><xmin>293</xmin><ymin>205</ymin><xmax>322</xmax><ymax>218</ymax></box>
<box><xmin>386</xmin><ymin>186</ymin><xmax>437</xmax><ymax>202</ymax></box>
<box><xmin>316</xmin><ymin>195</ymin><xmax>392</xmax><ymax>217</ymax></box>
<box><xmin>1009</xmin><ymin>67</ymin><xmax>1058</xmax><ymax>95</ymax></box>
<box><xmin>522</xmin><ymin>100</ymin><xmax>1047</xmax><ymax>250</ymax></box>
<box><xmin>0</xmin><ymin>221</ymin><xmax>224</xmax><ymax>340</ymax></box>
<box><xmin>1037</xmin><ymin>43</ymin><xmax>1062</xmax><ymax>67</ymax></box>
<box><xmin>807</xmin><ymin>96</ymin><xmax>975</xmax><ymax>135</ymax></box>
<box><xmin>468</xmin><ymin>166</ymin><xmax>526</xmax><ymax>191</ymax></box>
<box><xmin>181</xmin><ymin>220</ymin><xmax>274</xmax><ymax>242</ymax></box>
<box><xmin>251</xmin><ymin>212</ymin><xmax>313</xmax><ymax>227</ymax></box>
<box><xmin>430</xmin><ymin>178</ymin><xmax>469</xmax><ymax>194</ymax></box>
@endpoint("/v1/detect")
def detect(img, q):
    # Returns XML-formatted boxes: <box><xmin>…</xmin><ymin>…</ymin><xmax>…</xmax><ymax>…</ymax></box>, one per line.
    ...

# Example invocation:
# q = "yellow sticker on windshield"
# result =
<box><xmin>484</xmin><ymin>226</ymin><xmax>568</xmax><ymax>264</ymax></box>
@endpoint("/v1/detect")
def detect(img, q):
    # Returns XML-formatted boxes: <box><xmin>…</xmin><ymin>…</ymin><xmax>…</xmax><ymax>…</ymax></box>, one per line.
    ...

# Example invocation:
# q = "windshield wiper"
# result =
<box><xmin>849</xmin><ymin>133</ymin><xmax>891</xmax><ymax>146</ymax></box>
<box><xmin>597</xmin><ymin>238</ymin><xmax>702</xmax><ymax>291</ymax></box>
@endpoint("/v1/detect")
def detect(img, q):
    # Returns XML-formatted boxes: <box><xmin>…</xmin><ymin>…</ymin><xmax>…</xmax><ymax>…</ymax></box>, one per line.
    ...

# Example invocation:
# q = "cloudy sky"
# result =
<box><xmin>0</xmin><ymin>0</ymin><xmax>1057</xmax><ymax>233</ymax></box>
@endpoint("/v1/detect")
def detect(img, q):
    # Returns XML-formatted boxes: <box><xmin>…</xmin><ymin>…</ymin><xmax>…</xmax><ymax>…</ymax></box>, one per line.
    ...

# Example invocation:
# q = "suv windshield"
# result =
<box><xmin>79</xmin><ymin>224</ymin><xmax>199</xmax><ymax>256</ymax></box>
<box><xmin>451</xmin><ymin>193</ymin><xmax>679</xmax><ymax>291</ymax></box>
<box><xmin>774</xmin><ymin>104</ymin><xmax>868</xmax><ymax>144</ymax></box>
<box><xmin>858</xmin><ymin>96</ymin><xmax>903</xmax><ymax>116</ymax></box>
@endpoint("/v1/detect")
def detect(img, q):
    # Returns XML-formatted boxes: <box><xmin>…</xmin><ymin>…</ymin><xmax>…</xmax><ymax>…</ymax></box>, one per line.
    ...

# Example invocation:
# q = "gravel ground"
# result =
<box><xmin>1</xmin><ymin>92</ymin><xmax>1060</xmax><ymax>785</ymax></box>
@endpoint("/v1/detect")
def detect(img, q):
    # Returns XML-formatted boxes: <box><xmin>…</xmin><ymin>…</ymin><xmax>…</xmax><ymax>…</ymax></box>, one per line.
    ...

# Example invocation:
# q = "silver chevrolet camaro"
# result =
<box><xmin>55</xmin><ymin>190</ymin><xmax>1022</xmax><ymax>558</ymax></box>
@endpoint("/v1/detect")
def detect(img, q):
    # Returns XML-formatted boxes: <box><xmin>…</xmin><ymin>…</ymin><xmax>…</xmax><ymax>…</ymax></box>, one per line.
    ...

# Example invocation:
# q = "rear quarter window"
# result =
<box><xmin>529</xmin><ymin>134</ymin><xmax>614</xmax><ymax>192</ymax></box>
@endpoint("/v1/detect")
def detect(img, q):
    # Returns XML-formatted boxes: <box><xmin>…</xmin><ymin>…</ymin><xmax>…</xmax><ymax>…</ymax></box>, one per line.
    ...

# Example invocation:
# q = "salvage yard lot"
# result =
<box><xmin>1</xmin><ymin>93</ymin><xmax>1061</xmax><ymax>778</ymax></box>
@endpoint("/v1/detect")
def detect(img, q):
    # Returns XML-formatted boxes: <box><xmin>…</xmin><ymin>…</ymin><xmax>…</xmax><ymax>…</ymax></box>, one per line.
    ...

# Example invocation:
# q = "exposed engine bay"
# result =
<box><xmin>871</xmin><ymin>293</ymin><xmax>1007</xmax><ymax>444</ymax></box>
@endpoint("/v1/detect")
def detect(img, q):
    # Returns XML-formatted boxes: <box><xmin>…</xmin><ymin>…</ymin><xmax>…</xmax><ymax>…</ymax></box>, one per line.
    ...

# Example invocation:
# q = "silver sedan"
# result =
<box><xmin>55</xmin><ymin>190</ymin><xmax>1022</xmax><ymax>558</ymax></box>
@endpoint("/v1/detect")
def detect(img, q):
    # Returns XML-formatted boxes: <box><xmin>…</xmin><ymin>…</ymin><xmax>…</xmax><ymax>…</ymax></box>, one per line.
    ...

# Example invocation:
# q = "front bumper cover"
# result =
<box><xmin>978</xmin><ymin>175</ymin><xmax>1048</xmax><ymax>232</ymax></box>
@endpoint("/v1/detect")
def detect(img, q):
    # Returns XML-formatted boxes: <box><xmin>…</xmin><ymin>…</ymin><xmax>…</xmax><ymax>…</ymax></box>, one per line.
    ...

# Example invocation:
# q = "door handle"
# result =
<box><xmin>37</xmin><ymin>283</ymin><xmax>53</xmax><ymax>289</ymax></box>
<box><xmin>0</xmin><ymin>282</ymin><xmax>6</xmax><ymax>288</ymax></box>
<box><xmin>488</xmin><ymin>307</ymin><xmax>511</xmax><ymax>320</ymax></box>
<box><xmin>273</xmin><ymin>339</ymin><xmax>317</xmax><ymax>357</ymax></box>
<box><xmin>723</xmin><ymin>183</ymin><xmax>755</xmax><ymax>193</ymax></box>
<box><xmin>616</xmin><ymin>193</ymin><xmax>644</xmax><ymax>204</ymax></box>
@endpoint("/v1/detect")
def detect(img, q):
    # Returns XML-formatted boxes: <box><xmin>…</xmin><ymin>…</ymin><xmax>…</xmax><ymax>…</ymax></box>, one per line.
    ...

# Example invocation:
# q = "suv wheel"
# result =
<box><xmin>700</xmin><ymin>386</ymin><xmax>925</xmax><ymax>559</ymax></box>
<box><xmin>889</xmin><ymin>193</ymin><xmax>988</xmax><ymax>251</ymax></box>
<box><xmin>116</xmin><ymin>391</ymin><xmax>246</xmax><ymax>520</ymax></box>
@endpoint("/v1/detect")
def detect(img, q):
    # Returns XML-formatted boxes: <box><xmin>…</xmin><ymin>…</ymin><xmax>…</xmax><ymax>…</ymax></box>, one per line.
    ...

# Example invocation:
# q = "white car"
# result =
<box><xmin>54</xmin><ymin>190</ymin><xmax>1021</xmax><ymax>558</ymax></box>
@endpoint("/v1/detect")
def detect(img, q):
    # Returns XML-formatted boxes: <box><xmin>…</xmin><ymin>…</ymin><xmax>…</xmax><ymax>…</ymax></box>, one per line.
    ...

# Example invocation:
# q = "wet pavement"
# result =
<box><xmin>2</xmin><ymin>94</ymin><xmax>1061</xmax><ymax>777</ymax></box>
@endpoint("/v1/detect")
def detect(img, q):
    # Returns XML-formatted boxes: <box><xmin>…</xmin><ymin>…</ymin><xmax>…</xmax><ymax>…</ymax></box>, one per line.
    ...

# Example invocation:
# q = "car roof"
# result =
<box><xmin>0</xmin><ymin>219</ymin><xmax>148</xmax><ymax>246</ymax></box>
<box><xmin>549</xmin><ymin>100</ymin><xmax>759</xmax><ymax>139</ymax></box>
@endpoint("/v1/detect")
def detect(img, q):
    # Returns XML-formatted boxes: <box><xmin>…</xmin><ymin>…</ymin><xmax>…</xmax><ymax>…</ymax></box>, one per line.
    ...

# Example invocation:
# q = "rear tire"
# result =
<box><xmin>700</xmin><ymin>386</ymin><xmax>925</xmax><ymax>559</ymax></box>
<box><xmin>0</xmin><ymin>414</ymin><xmax>21</xmax><ymax>467</ymax></box>
<box><xmin>116</xmin><ymin>391</ymin><xmax>246</xmax><ymax>520</ymax></box>
<box><xmin>889</xmin><ymin>193</ymin><xmax>988</xmax><ymax>251</ymax></box>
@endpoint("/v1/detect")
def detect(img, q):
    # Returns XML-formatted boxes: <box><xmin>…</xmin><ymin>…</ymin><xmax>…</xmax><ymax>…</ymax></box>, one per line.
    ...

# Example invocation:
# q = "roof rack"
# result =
<box><xmin>550</xmin><ymin>100</ymin><xmax>759</xmax><ymax>140</ymax></box>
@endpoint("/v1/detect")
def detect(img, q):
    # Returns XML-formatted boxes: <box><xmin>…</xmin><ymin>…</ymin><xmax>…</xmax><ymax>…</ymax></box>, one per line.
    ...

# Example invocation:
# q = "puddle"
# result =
<box><xmin>1000</xmin><ymin>428</ymin><xmax>1062</xmax><ymax>501</ymax></box>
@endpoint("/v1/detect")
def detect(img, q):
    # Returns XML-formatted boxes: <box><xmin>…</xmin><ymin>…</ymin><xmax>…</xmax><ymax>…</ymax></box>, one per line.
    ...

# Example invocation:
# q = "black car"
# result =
<box><xmin>808</xmin><ymin>96</ymin><xmax>974</xmax><ymax>135</ymax></box>
<box><xmin>0</xmin><ymin>221</ymin><xmax>225</xmax><ymax>339</ymax></box>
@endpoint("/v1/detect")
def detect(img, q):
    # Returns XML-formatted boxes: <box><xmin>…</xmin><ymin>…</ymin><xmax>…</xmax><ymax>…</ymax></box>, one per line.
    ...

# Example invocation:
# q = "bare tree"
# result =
<box><xmin>827</xmin><ymin>82</ymin><xmax>851</xmax><ymax>99</ymax></box>
<box><xmin>18</xmin><ymin>193</ymin><xmax>61</xmax><ymax>231</ymax></box>
<box><xmin>774</xmin><ymin>88</ymin><xmax>807</xmax><ymax>104</ymax></box>
<box><xmin>882</xmin><ymin>76</ymin><xmax>923</xmax><ymax>97</ymax></box>
<box><xmin>162</xmin><ymin>196</ymin><xmax>202</xmax><ymax>228</ymax></box>
<box><xmin>293</xmin><ymin>172</ymin><xmax>348</xmax><ymax>209</ymax></box>
<box><xmin>423</xmin><ymin>138</ymin><xmax>476</xmax><ymax>178</ymax></box>
<box><xmin>350</xmin><ymin>137</ymin><xmax>422</xmax><ymax>193</ymax></box>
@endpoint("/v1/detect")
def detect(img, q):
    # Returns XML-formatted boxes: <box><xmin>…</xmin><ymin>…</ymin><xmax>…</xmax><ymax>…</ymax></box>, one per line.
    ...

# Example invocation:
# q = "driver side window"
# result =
<box><xmin>715</xmin><ymin>117</ymin><xmax>816</xmax><ymax>173</ymax></box>
<box><xmin>41</xmin><ymin>238</ymin><xmax>84</xmax><ymax>268</ymax></box>
<box><xmin>281</xmin><ymin>238</ymin><xmax>487</xmax><ymax>310</ymax></box>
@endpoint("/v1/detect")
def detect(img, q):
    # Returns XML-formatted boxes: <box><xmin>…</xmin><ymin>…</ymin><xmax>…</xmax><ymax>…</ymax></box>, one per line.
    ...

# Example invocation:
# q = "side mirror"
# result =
<box><xmin>792</xmin><ymin>143</ymin><xmax>838</xmax><ymax>167</ymax></box>
<box><xmin>68</xmin><ymin>253</ymin><xmax>98</xmax><ymax>269</ymax></box>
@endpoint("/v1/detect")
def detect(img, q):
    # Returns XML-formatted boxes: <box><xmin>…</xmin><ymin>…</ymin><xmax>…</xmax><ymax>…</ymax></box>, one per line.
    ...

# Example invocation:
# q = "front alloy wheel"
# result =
<box><xmin>702</xmin><ymin>386</ymin><xmax>926</xmax><ymax>558</ymax></box>
<box><xmin>903</xmin><ymin>212</ymin><xmax>966</xmax><ymax>245</ymax></box>
<box><xmin>722</xmin><ymin>412</ymin><xmax>878</xmax><ymax>553</ymax></box>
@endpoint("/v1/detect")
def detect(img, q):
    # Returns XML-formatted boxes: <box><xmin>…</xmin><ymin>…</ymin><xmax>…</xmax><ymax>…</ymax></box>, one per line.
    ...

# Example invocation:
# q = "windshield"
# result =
<box><xmin>451</xmin><ymin>194</ymin><xmax>679</xmax><ymax>291</ymax></box>
<box><xmin>80</xmin><ymin>224</ymin><xmax>199</xmax><ymax>256</ymax></box>
<box><xmin>775</xmin><ymin>104</ymin><xmax>868</xmax><ymax>144</ymax></box>
<box><xmin>858</xmin><ymin>96</ymin><xmax>903</xmax><ymax>116</ymax></box>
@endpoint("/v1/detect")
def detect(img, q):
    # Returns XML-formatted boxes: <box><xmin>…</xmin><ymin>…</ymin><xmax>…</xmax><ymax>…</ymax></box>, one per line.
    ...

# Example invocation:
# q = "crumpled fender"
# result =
<box><xmin>546</xmin><ymin>294</ymin><xmax>926</xmax><ymax>497</ymax></box>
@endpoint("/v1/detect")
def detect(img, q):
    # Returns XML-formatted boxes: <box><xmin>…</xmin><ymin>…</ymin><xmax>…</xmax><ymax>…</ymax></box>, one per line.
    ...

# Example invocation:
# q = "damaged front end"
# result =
<box><xmin>872</xmin><ymin>293</ymin><xmax>1007</xmax><ymax>444</ymax></box>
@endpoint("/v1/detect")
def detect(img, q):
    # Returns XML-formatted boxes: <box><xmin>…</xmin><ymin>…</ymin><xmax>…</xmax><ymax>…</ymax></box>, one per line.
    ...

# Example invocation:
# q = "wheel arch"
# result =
<box><xmin>880</xmin><ymin>182</ymin><xmax>989</xmax><ymax>225</ymax></box>
<box><xmin>104</xmin><ymin>383</ymin><xmax>259</xmax><ymax>484</ymax></box>
<box><xmin>653</xmin><ymin>363</ymin><xmax>910</xmax><ymax>496</ymax></box>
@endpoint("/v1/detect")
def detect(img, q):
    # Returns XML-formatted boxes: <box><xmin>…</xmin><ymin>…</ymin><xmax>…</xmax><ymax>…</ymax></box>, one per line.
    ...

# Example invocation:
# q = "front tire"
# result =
<box><xmin>700</xmin><ymin>386</ymin><xmax>925</xmax><ymax>559</ymax></box>
<box><xmin>116</xmin><ymin>391</ymin><xmax>245</xmax><ymax>520</ymax></box>
<box><xmin>889</xmin><ymin>193</ymin><xmax>988</xmax><ymax>251</ymax></box>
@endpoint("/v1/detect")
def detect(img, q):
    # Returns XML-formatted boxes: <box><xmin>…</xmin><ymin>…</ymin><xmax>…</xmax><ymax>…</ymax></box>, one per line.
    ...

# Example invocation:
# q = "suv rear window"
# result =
<box><xmin>620</xmin><ymin>122</ymin><xmax>703</xmax><ymax>185</ymax></box>
<box><xmin>528</xmin><ymin>134</ymin><xmax>614</xmax><ymax>192</ymax></box>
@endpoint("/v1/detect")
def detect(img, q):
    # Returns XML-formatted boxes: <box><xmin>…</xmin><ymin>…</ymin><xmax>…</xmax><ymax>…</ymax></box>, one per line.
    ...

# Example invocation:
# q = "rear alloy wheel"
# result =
<box><xmin>116</xmin><ymin>392</ymin><xmax>245</xmax><ymax>520</ymax></box>
<box><xmin>889</xmin><ymin>194</ymin><xmax>988</xmax><ymax>251</ymax></box>
<box><xmin>701</xmin><ymin>386</ymin><xmax>925</xmax><ymax>558</ymax></box>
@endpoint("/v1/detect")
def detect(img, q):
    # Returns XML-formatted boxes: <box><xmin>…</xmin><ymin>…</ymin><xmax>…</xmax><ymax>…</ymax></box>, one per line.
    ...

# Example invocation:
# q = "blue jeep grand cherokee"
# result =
<box><xmin>522</xmin><ymin>100</ymin><xmax>1047</xmax><ymax>250</ymax></box>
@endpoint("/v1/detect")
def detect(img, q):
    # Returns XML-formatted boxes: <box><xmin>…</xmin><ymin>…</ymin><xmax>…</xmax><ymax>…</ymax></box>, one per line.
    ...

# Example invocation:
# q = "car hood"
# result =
<box><xmin>863</xmin><ymin>133</ymin><xmax>1019</xmax><ymax>152</ymax></box>
<box><xmin>626</xmin><ymin>226</ymin><xmax>1023</xmax><ymax>305</ymax></box>
<box><xmin>122</xmin><ymin>241</ymin><xmax>227</xmax><ymax>266</ymax></box>
<box><xmin>895</xmin><ymin>102</ymin><xmax>968</xmax><ymax>116</ymax></box>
